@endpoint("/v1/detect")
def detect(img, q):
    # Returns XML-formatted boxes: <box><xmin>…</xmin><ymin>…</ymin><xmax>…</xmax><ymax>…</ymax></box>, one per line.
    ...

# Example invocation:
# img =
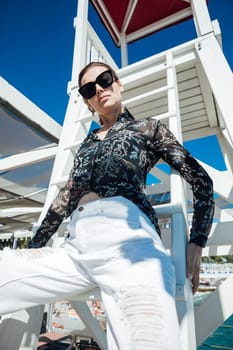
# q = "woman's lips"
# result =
<box><xmin>99</xmin><ymin>94</ymin><xmax>109</xmax><ymax>103</ymax></box>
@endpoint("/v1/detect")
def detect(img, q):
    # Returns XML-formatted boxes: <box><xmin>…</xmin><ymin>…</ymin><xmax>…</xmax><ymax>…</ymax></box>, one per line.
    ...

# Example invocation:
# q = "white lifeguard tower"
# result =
<box><xmin>0</xmin><ymin>0</ymin><xmax>233</xmax><ymax>349</ymax></box>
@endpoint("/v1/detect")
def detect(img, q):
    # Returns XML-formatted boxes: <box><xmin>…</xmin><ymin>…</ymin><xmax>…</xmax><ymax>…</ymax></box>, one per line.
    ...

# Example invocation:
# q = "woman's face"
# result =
<box><xmin>80</xmin><ymin>65</ymin><xmax>123</xmax><ymax>116</ymax></box>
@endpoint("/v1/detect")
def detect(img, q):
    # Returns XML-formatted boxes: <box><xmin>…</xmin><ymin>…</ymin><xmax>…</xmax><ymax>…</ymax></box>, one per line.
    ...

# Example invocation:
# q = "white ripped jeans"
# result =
<box><xmin>0</xmin><ymin>196</ymin><xmax>180</xmax><ymax>349</ymax></box>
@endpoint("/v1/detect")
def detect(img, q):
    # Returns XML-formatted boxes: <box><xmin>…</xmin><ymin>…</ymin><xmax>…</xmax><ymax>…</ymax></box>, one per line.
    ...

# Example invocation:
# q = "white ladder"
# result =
<box><xmin>32</xmin><ymin>49</ymin><xmax>195</xmax><ymax>350</ymax></box>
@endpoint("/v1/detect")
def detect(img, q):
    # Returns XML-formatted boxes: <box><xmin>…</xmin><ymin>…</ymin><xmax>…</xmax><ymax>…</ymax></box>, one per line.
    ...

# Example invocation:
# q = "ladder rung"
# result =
<box><xmin>154</xmin><ymin>202</ymin><xmax>182</xmax><ymax>216</ymax></box>
<box><xmin>120</xmin><ymin>62</ymin><xmax>172</xmax><ymax>85</ymax></box>
<box><xmin>64</xmin><ymin>140</ymin><xmax>82</xmax><ymax>151</ymax></box>
<box><xmin>50</xmin><ymin>176</ymin><xmax>69</xmax><ymax>187</ymax></box>
<box><xmin>176</xmin><ymin>284</ymin><xmax>186</xmax><ymax>301</ymax></box>
<box><xmin>150</xmin><ymin>111</ymin><xmax>177</xmax><ymax>121</ymax></box>
<box><xmin>124</xmin><ymin>84</ymin><xmax>174</xmax><ymax>107</ymax></box>
<box><xmin>75</xmin><ymin>114</ymin><xmax>93</xmax><ymax>123</ymax></box>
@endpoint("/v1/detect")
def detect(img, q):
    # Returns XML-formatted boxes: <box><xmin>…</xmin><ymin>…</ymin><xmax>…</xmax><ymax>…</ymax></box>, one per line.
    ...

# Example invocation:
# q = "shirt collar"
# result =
<box><xmin>116</xmin><ymin>107</ymin><xmax>135</xmax><ymax>123</ymax></box>
<box><xmin>88</xmin><ymin>107</ymin><xmax>134</xmax><ymax>141</ymax></box>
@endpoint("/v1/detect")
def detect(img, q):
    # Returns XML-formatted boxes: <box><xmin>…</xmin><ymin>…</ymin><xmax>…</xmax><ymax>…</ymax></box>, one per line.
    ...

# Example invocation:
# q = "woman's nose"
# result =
<box><xmin>95</xmin><ymin>83</ymin><xmax>104</xmax><ymax>94</ymax></box>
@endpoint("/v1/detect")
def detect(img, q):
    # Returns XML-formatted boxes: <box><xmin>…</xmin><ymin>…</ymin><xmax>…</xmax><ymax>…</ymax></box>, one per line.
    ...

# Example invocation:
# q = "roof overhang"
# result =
<box><xmin>90</xmin><ymin>0</ymin><xmax>200</xmax><ymax>46</ymax></box>
<box><xmin>0</xmin><ymin>76</ymin><xmax>62</xmax><ymax>239</ymax></box>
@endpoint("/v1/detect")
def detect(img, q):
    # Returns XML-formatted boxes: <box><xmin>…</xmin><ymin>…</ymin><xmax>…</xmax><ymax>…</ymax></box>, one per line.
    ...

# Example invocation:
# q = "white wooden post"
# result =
<box><xmin>167</xmin><ymin>51</ymin><xmax>196</xmax><ymax>350</ymax></box>
<box><xmin>195</xmin><ymin>34</ymin><xmax>233</xmax><ymax>145</ymax></box>
<box><xmin>120</xmin><ymin>32</ymin><xmax>128</xmax><ymax>67</ymax></box>
<box><xmin>70</xmin><ymin>0</ymin><xmax>89</xmax><ymax>85</ymax></box>
<box><xmin>189</xmin><ymin>0</ymin><xmax>213</xmax><ymax>37</ymax></box>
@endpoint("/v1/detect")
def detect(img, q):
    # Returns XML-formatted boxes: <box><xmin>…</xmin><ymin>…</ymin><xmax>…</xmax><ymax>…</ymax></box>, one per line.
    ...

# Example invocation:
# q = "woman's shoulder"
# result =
<box><xmin>130</xmin><ymin>116</ymin><xmax>161</xmax><ymax>132</ymax></box>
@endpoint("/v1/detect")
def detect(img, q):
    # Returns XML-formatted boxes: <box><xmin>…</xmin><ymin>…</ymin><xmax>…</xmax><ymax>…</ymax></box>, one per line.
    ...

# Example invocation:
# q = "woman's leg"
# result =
<box><xmin>100</xmin><ymin>245</ymin><xmax>180</xmax><ymax>350</ymax></box>
<box><xmin>69</xmin><ymin>197</ymin><xmax>181</xmax><ymax>350</ymax></box>
<box><xmin>0</xmin><ymin>246</ymin><xmax>95</xmax><ymax>315</ymax></box>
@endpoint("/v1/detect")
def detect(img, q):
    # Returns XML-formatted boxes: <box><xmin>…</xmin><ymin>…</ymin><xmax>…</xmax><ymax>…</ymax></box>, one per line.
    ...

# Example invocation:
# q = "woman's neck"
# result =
<box><xmin>100</xmin><ymin>105</ymin><xmax>123</xmax><ymax>130</ymax></box>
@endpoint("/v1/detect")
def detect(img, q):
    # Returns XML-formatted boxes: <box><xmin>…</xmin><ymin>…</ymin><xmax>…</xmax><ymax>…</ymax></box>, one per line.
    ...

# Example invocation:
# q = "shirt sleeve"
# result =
<box><xmin>152</xmin><ymin>120</ymin><xmax>214</xmax><ymax>247</ymax></box>
<box><xmin>28</xmin><ymin>158</ymin><xmax>79</xmax><ymax>248</ymax></box>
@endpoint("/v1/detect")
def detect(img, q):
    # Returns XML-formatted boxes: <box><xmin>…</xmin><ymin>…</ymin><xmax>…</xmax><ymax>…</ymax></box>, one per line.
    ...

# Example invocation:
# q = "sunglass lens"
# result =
<box><xmin>97</xmin><ymin>71</ymin><xmax>113</xmax><ymax>88</ymax></box>
<box><xmin>79</xmin><ymin>82</ymin><xmax>96</xmax><ymax>99</ymax></box>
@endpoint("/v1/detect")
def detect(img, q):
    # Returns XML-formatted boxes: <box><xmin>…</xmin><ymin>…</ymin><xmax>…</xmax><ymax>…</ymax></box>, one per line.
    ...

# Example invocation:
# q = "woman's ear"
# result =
<box><xmin>87</xmin><ymin>103</ymin><xmax>95</xmax><ymax>114</ymax></box>
<box><xmin>84</xmin><ymin>100</ymin><xmax>95</xmax><ymax>114</ymax></box>
<box><xmin>117</xmin><ymin>80</ymin><xmax>124</xmax><ymax>92</ymax></box>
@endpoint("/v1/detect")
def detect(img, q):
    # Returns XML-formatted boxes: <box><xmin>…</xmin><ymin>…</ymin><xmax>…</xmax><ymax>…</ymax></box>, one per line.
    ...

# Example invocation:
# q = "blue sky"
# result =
<box><xmin>1</xmin><ymin>0</ymin><xmax>232</xmax><ymax>171</ymax></box>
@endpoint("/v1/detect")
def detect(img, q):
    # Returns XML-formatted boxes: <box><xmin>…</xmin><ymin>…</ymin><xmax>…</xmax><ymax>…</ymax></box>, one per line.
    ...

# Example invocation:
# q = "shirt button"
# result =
<box><xmin>78</xmin><ymin>206</ymin><xmax>84</xmax><ymax>212</ymax></box>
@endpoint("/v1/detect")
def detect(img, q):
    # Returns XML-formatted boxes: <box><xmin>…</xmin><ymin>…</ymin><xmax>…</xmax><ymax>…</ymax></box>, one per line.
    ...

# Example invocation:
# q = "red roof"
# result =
<box><xmin>90</xmin><ymin>0</ymin><xmax>197</xmax><ymax>46</ymax></box>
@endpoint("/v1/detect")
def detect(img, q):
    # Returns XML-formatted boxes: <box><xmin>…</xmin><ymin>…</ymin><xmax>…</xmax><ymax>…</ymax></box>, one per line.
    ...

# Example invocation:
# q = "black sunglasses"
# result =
<box><xmin>78</xmin><ymin>70</ymin><xmax>114</xmax><ymax>99</ymax></box>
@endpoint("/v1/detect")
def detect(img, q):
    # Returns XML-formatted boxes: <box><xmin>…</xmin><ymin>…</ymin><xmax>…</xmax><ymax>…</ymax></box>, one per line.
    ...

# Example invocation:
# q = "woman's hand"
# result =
<box><xmin>27</xmin><ymin>238</ymin><xmax>43</xmax><ymax>249</ymax></box>
<box><xmin>186</xmin><ymin>242</ymin><xmax>203</xmax><ymax>294</ymax></box>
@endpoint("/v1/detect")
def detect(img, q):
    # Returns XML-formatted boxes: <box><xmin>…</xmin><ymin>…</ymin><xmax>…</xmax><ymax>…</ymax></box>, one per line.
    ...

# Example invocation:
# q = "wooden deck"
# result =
<box><xmin>197</xmin><ymin>314</ymin><xmax>233</xmax><ymax>349</ymax></box>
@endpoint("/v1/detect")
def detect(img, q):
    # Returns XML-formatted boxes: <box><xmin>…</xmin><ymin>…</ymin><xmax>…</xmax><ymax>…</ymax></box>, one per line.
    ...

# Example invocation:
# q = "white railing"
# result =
<box><xmin>86</xmin><ymin>23</ymin><xmax>118</xmax><ymax>69</ymax></box>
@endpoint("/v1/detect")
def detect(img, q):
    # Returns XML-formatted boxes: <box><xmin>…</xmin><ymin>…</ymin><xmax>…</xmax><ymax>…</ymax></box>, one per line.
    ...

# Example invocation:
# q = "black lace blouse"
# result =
<box><xmin>29</xmin><ymin>108</ymin><xmax>214</xmax><ymax>248</ymax></box>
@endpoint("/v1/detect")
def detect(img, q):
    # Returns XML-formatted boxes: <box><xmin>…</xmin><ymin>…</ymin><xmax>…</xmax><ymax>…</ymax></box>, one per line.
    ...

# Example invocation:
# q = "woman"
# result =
<box><xmin>0</xmin><ymin>62</ymin><xmax>214</xmax><ymax>349</ymax></box>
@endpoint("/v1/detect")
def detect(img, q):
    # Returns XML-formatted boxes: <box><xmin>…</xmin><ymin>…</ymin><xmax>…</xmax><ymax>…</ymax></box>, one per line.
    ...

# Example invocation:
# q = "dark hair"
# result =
<box><xmin>78</xmin><ymin>61</ymin><xmax>119</xmax><ymax>87</ymax></box>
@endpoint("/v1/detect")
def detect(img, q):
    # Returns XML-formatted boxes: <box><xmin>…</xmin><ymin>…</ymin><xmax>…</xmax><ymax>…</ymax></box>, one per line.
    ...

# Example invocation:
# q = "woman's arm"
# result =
<box><xmin>28</xmin><ymin>157</ymin><xmax>80</xmax><ymax>248</ymax></box>
<box><xmin>28</xmin><ymin>180</ymin><xmax>73</xmax><ymax>248</ymax></box>
<box><xmin>153</xmin><ymin>120</ymin><xmax>214</xmax><ymax>247</ymax></box>
<box><xmin>153</xmin><ymin>121</ymin><xmax>214</xmax><ymax>293</ymax></box>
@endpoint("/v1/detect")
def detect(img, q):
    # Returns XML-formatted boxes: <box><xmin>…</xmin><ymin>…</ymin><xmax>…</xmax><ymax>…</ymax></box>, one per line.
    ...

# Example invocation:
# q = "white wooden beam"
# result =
<box><xmin>91</xmin><ymin>0</ymin><xmax>120</xmax><ymax>45</ymax></box>
<box><xmin>0</xmin><ymin>207</ymin><xmax>42</xmax><ymax>218</ymax></box>
<box><xmin>0</xmin><ymin>307</ymin><xmax>44</xmax><ymax>350</ymax></box>
<box><xmin>0</xmin><ymin>146</ymin><xmax>57</xmax><ymax>172</ymax></box>
<box><xmin>121</xmin><ymin>0</ymin><xmax>138</xmax><ymax>33</ymax></box>
<box><xmin>120</xmin><ymin>32</ymin><xmax>128</xmax><ymax>67</ymax></box>
<box><xmin>189</xmin><ymin>0</ymin><xmax>213</xmax><ymax>37</ymax></box>
<box><xmin>0</xmin><ymin>77</ymin><xmax>61</xmax><ymax>140</ymax></box>
<box><xmin>195</xmin><ymin>35</ymin><xmax>233</xmax><ymax>145</ymax></box>
<box><xmin>126</xmin><ymin>8</ymin><xmax>193</xmax><ymax>43</ymax></box>
<box><xmin>70</xmin><ymin>0</ymin><xmax>89</xmax><ymax>84</ymax></box>
<box><xmin>197</xmin><ymin>159</ymin><xmax>233</xmax><ymax>203</ymax></box>
<box><xmin>71</xmin><ymin>301</ymin><xmax>108</xmax><ymax>350</ymax></box>
<box><xmin>195</xmin><ymin>60</ymin><xmax>218</xmax><ymax>128</ymax></box>
<box><xmin>207</xmin><ymin>222</ymin><xmax>233</xmax><ymax>247</ymax></box>
<box><xmin>195</xmin><ymin>276</ymin><xmax>233</xmax><ymax>345</ymax></box>
<box><xmin>217</xmin><ymin>133</ymin><xmax>233</xmax><ymax>175</ymax></box>
<box><xmin>0</xmin><ymin>178</ymin><xmax>47</xmax><ymax>203</ymax></box>
<box><xmin>202</xmin><ymin>244</ymin><xmax>233</xmax><ymax>257</ymax></box>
